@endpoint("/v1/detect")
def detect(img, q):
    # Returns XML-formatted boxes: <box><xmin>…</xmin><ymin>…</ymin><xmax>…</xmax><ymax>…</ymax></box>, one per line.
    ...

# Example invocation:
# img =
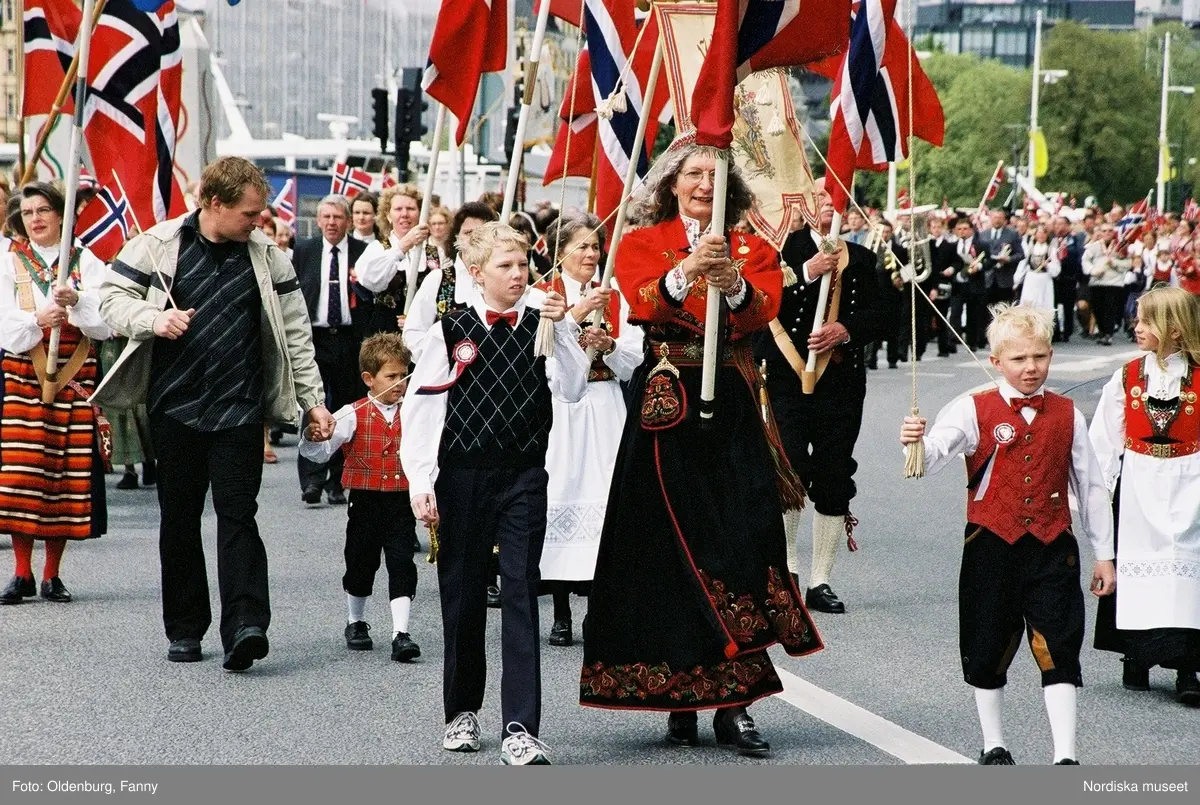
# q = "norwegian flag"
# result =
<box><xmin>83</xmin><ymin>1</ymin><xmax>187</xmax><ymax>226</ymax></box>
<box><xmin>75</xmin><ymin>184</ymin><xmax>136</xmax><ymax>262</ymax></box>
<box><xmin>544</xmin><ymin>48</ymin><xmax>599</xmax><ymax>186</ymax></box>
<box><xmin>271</xmin><ymin>177</ymin><xmax>297</xmax><ymax>227</ymax></box>
<box><xmin>585</xmin><ymin>0</ymin><xmax>670</xmax><ymax>224</ymax></box>
<box><xmin>821</xmin><ymin>0</ymin><xmax>945</xmax><ymax>213</ymax></box>
<box><xmin>424</xmin><ymin>0</ymin><xmax>507</xmax><ymax>145</ymax></box>
<box><xmin>22</xmin><ymin>0</ymin><xmax>82</xmax><ymax>118</ymax></box>
<box><xmin>1115</xmin><ymin>192</ymin><xmax>1153</xmax><ymax>250</ymax></box>
<box><xmin>535</xmin><ymin>0</ymin><xmax>583</xmax><ymax>28</ymax></box>
<box><xmin>982</xmin><ymin>162</ymin><xmax>1005</xmax><ymax>204</ymax></box>
<box><xmin>692</xmin><ymin>0</ymin><xmax>850</xmax><ymax>149</ymax></box>
<box><xmin>380</xmin><ymin>173</ymin><xmax>398</xmax><ymax>190</ymax></box>
<box><xmin>331</xmin><ymin>163</ymin><xmax>373</xmax><ymax>198</ymax></box>
<box><xmin>1184</xmin><ymin>197</ymin><xmax>1200</xmax><ymax>223</ymax></box>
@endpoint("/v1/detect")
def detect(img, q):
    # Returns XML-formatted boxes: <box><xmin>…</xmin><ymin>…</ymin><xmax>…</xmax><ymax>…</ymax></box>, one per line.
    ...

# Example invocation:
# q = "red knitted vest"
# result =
<box><xmin>340</xmin><ymin>399</ymin><xmax>407</xmax><ymax>492</ymax></box>
<box><xmin>964</xmin><ymin>389</ymin><xmax>1075</xmax><ymax>544</ymax></box>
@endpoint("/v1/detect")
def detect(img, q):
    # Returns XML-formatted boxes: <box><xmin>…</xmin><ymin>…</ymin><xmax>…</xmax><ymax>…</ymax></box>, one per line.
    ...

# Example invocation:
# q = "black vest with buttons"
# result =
<box><xmin>437</xmin><ymin>307</ymin><xmax>553</xmax><ymax>470</ymax></box>
<box><xmin>753</xmin><ymin>227</ymin><xmax>883</xmax><ymax>391</ymax></box>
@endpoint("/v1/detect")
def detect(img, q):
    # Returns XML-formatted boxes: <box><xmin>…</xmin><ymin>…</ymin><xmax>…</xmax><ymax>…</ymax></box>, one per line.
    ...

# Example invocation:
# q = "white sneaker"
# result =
<box><xmin>500</xmin><ymin>722</ymin><xmax>552</xmax><ymax>765</ymax></box>
<box><xmin>442</xmin><ymin>712</ymin><xmax>481</xmax><ymax>752</ymax></box>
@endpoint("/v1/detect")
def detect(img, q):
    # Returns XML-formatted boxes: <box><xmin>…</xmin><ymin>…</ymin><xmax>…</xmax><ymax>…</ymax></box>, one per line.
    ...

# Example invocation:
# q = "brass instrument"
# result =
<box><xmin>904</xmin><ymin>212</ymin><xmax>934</xmax><ymax>285</ymax></box>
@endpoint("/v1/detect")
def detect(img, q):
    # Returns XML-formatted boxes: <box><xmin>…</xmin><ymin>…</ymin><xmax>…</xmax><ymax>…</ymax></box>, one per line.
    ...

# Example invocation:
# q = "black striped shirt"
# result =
<box><xmin>148</xmin><ymin>212</ymin><xmax>264</xmax><ymax>431</ymax></box>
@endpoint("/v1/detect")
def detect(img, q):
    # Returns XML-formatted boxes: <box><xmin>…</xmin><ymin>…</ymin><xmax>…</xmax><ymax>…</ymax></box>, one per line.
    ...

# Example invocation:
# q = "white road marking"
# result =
<box><xmin>774</xmin><ymin>668</ymin><xmax>974</xmax><ymax>765</ymax></box>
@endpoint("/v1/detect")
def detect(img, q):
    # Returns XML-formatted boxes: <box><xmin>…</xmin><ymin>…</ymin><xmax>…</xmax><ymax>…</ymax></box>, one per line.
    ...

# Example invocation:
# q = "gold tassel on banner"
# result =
<box><xmin>426</xmin><ymin>523</ymin><xmax>440</xmax><ymax>565</ymax></box>
<box><xmin>780</xmin><ymin>259</ymin><xmax>797</xmax><ymax>287</ymax></box>
<box><xmin>903</xmin><ymin>406</ymin><xmax>926</xmax><ymax>479</ymax></box>
<box><xmin>533</xmin><ymin>315</ymin><xmax>556</xmax><ymax>358</ymax></box>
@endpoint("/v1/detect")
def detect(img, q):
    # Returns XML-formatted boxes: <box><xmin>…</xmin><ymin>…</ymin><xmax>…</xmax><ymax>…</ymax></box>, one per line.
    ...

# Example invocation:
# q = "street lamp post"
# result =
<box><xmin>1028</xmin><ymin>10</ymin><xmax>1067</xmax><ymax>194</ymax></box>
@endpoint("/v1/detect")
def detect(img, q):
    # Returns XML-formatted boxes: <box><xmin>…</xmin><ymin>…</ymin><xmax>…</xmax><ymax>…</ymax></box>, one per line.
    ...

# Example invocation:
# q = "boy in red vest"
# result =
<box><xmin>300</xmin><ymin>332</ymin><xmax>421</xmax><ymax>662</ymax></box>
<box><xmin>900</xmin><ymin>305</ymin><xmax>1115</xmax><ymax>766</ymax></box>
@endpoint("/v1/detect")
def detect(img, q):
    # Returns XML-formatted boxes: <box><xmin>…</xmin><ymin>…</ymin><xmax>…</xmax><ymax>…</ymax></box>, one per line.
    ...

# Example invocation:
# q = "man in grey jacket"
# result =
<box><xmin>96</xmin><ymin>156</ymin><xmax>333</xmax><ymax>672</ymax></box>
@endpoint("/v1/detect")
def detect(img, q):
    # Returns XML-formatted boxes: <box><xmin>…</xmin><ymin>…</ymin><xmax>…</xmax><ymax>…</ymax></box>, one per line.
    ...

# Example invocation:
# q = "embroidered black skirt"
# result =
<box><xmin>580</xmin><ymin>344</ymin><xmax>823</xmax><ymax>712</ymax></box>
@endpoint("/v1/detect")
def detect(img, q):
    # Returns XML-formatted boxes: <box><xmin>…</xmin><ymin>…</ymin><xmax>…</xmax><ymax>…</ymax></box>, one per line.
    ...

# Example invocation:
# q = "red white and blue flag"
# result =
<box><xmin>544</xmin><ymin>48</ymin><xmax>598</xmax><ymax>186</ymax></box>
<box><xmin>692</xmin><ymin>0</ymin><xmax>850</xmax><ymax>149</ymax></box>
<box><xmin>424</xmin><ymin>0</ymin><xmax>507</xmax><ymax>145</ymax></box>
<box><xmin>22</xmin><ymin>0</ymin><xmax>82</xmax><ymax>118</ymax></box>
<box><xmin>584</xmin><ymin>0</ymin><xmax>669</xmax><ymax>224</ymax></box>
<box><xmin>75</xmin><ymin>184</ymin><xmax>136</xmax><ymax>263</ymax></box>
<box><xmin>331</xmin><ymin>163</ymin><xmax>373</xmax><ymax>198</ymax></box>
<box><xmin>271</xmin><ymin>177</ymin><xmax>297</xmax><ymax>226</ymax></box>
<box><xmin>819</xmin><ymin>0</ymin><xmax>944</xmax><ymax>212</ymax></box>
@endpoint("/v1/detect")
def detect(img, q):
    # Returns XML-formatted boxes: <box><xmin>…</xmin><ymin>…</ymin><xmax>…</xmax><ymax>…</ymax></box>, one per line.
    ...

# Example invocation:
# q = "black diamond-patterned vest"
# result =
<box><xmin>438</xmin><ymin>307</ymin><xmax>553</xmax><ymax>469</ymax></box>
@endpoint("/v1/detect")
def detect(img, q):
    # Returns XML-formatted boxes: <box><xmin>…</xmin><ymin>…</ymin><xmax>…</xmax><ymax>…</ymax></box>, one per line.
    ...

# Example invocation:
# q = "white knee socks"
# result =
<box><xmin>783</xmin><ymin>510</ymin><xmax>802</xmax><ymax>576</ymax></box>
<box><xmin>1043</xmin><ymin>683</ymin><xmax>1077</xmax><ymax>763</ymax></box>
<box><xmin>347</xmin><ymin>594</ymin><xmax>368</xmax><ymax>624</ymax></box>
<box><xmin>391</xmin><ymin>596</ymin><xmax>412</xmax><ymax>637</ymax></box>
<box><xmin>973</xmin><ymin>686</ymin><xmax>1006</xmax><ymax>752</ymax></box>
<box><xmin>809</xmin><ymin>512</ymin><xmax>843</xmax><ymax>589</ymax></box>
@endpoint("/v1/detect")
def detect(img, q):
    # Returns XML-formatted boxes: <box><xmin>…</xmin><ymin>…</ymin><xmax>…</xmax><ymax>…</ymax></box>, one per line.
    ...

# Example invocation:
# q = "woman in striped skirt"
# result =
<box><xmin>0</xmin><ymin>183</ymin><xmax>112</xmax><ymax>604</ymax></box>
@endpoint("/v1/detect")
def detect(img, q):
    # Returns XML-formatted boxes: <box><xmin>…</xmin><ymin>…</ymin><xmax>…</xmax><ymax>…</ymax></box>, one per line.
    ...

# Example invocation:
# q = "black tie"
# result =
<box><xmin>327</xmin><ymin>245</ymin><xmax>343</xmax><ymax>327</ymax></box>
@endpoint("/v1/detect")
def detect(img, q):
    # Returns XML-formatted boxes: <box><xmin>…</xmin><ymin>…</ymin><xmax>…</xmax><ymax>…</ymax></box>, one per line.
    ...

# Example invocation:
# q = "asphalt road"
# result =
<box><xmin>2</xmin><ymin>336</ymin><xmax>1195</xmax><ymax>766</ymax></box>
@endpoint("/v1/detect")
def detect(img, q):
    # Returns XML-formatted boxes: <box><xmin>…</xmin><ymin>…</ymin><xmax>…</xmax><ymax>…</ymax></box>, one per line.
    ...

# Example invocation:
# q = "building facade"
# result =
<box><xmin>916</xmin><ymin>0</ymin><xmax>1138</xmax><ymax>67</ymax></box>
<box><xmin>1</xmin><ymin>0</ymin><xmax>23</xmax><ymax>144</ymax></box>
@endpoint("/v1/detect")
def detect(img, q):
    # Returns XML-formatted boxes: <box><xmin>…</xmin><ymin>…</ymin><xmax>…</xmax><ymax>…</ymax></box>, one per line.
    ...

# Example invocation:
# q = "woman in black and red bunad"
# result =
<box><xmin>579</xmin><ymin>139</ymin><xmax>823</xmax><ymax>755</ymax></box>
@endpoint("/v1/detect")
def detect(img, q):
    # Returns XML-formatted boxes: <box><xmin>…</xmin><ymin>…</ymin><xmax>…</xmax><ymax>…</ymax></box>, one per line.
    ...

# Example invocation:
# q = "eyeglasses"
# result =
<box><xmin>679</xmin><ymin>169</ymin><xmax>717</xmax><ymax>184</ymax></box>
<box><xmin>20</xmin><ymin>206</ymin><xmax>56</xmax><ymax>219</ymax></box>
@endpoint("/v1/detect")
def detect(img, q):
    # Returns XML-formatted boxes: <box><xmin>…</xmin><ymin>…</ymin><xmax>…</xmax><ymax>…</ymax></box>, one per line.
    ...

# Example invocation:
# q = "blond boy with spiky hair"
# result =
<box><xmin>900</xmin><ymin>304</ymin><xmax>1115</xmax><ymax>766</ymax></box>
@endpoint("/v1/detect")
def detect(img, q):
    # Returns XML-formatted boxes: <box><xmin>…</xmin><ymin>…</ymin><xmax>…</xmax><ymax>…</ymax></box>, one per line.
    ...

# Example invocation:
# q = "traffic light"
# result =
<box><xmin>395</xmin><ymin>88</ymin><xmax>413</xmax><ymax>182</ymax></box>
<box><xmin>504</xmin><ymin>106</ymin><xmax>521</xmax><ymax>162</ymax></box>
<box><xmin>371</xmin><ymin>88</ymin><xmax>390</xmax><ymax>152</ymax></box>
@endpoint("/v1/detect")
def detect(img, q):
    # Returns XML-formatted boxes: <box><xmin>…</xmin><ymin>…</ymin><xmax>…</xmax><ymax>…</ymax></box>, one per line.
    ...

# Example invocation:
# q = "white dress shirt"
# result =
<box><xmin>400</xmin><ymin>296</ymin><xmax>590</xmax><ymax>498</ymax></box>
<box><xmin>313</xmin><ymin>236</ymin><xmax>351</xmax><ymax>327</ymax></box>
<box><xmin>917</xmin><ymin>380</ymin><xmax>1114</xmax><ymax>561</ymax></box>
<box><xmin>299</xmin><ymin>398</ymin><xmax>398</xmax><ymax>465</ymax></box>
<box><xmin>402</xmin><ymin>255</ymin><xmax>476</xmax><ymax>363</ymax></box>
<box><xmin>357</xmin><ymin>232</ymin><xmax>406</xmax><ymax>293</ymax></box>
<box><xmin>0</xmin><ymin>241</ymin><xmax>113</xmax><ymax>353</ymax></box>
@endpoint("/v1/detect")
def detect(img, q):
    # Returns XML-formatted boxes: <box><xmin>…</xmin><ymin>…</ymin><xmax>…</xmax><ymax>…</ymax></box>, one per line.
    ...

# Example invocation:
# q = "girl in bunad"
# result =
<box><xmin>1016</xmin><ymin>224</ymin><xmax>1060</xmax><ymax>310</ymax></box>
<box><xmin>1090</xmin><ymin>285</ymin><xmax>1200</xmax><ymax>706</ymax></box>
<box><xmin>531</xmin><ymin>213</ymin><xmax>643</xmax><ymax>647</ymax></box>
<box><xmin>0</xmin><ymin>183</ymin><xmax>112</xmax><ymax>604</ymax></box>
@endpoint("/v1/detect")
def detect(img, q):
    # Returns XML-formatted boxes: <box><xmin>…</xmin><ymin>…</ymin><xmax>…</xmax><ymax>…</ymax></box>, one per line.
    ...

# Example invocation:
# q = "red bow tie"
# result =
<box><xmin>485</xmin><ymin>310</ymin><xmax>518</xmax><ymax>328</ymax></box>
<box><xmin>1010</xmin><ymin>395</ymin><xmax>1044</xmax><ymax>413</ymax></box>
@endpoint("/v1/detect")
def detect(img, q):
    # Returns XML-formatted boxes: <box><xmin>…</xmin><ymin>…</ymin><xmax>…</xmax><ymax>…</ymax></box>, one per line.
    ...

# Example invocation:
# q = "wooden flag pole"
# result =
<box><xmin>20</xmin><ymin>0</ymin><xmax>108</xmax><ymax>187</ymax></box>
<box><xmin>44</xmin><ymin>0</ymin><xmax>98</xmax><ymax>404</ymax></box>
<box><xmin>585</xmin><ymin>36</ymin><xmax>664</xmax><ymax>359</ymax></box>
<box><xmin>801</xmin><ymin>206</ymin><xmax>844</xmax><ymax>394</ymax></box>
<box><xmin>698</xmin><ymin>151</ymin><xmax>730</xmax><ymax>421</ymax></box>
<box><xmin>500</xmin><ymin>0</ymin><xmax>552</xmax><ymax>221</ymax></box>
<box><xmin>404</xmin><ymin>102</ymin><xmax>447</xmax><ymax>314</ymax></box>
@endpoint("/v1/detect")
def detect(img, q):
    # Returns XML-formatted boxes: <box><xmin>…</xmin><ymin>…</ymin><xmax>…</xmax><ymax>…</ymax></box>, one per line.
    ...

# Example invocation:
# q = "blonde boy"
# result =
<box><xmin>900</xmin><ymin>305</ymin><xmax>1115</xmax><ymax>765</ymax></box>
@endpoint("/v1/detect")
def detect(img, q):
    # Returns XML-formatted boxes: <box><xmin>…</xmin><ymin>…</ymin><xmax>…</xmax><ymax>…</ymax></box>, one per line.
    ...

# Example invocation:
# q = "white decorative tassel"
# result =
<box><xmin>767</xmin><ymin>111</ymin><xmax>785</xmax><ymax>136</ymax></box>
<box><xmin>533</xmin><ymin>316</ymin><xmax>556</xmax><ymax>359</ymax></box>
<box><xmin>596</xmin><ymin>88</ymin><xmax>627</xmax><ymax>120</ymax></box>
<box><xmin>755</xmin><ymin>82</ymin><xmax>774</xmax><ymax>106</ymax></box>
<box><xmin>781</xmin><ymin>260</ymin><xmax>798</xmax><ymax>287</ymax></box>
<box><xmin>903</xmin><ymin>406</ymin><xmax>926</xmax><ymax>479</ymax></box>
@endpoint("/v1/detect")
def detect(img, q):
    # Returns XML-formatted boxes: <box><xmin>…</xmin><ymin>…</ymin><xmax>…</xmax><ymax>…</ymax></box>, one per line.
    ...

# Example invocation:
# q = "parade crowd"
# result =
<box><xmin>0</xmin><ymin>151</ymin><xmax>1197</xmax><ymax>768</ymax></box>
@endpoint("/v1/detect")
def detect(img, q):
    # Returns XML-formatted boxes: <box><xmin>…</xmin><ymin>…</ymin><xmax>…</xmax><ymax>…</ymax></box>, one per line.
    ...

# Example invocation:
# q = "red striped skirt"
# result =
<box><xmin>0</xmin><ymin>325</ymin><xmax>98</xmax><ymax>541</ymax></box>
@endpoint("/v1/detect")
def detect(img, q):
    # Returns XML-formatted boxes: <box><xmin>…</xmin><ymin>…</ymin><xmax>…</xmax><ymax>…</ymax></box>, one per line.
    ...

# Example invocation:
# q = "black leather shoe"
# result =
<box><xmin>326</xmin><ymin>488</ymin><xmax>347</xmax><ymax>505</ymax></box>
<box><xmin>713</xmin><ymin>707</ymin><xmax>770</xmax><ymax>756</ymax></box>
<box><xmin>1122</xmin><ymin>657</ymin><xmax>1150</xmax><ymax>691</ymax></box>
<box><xmin>486</xmin><ymin>585</ymin><xmax>501</xmax><ymax>609</ymax></box>
<box><xmin>345</xmin><ymin>621</ymin><xmax>373</xmax><ymax>651</ymax></box>
<box><xmin>1176</xmin><ymin>671</ymin><xmax>1200</xmax><ymax>706</ymax></box>
<box><xmin>167</xmin><ymin>637</ymin><xmax>202</xmax><ymax>663</ymax></box>
<box><xmin>805</xmin><ymin>584</ymin><xmax>846</xmax><ymax>614</ymax></box>
<box><xmin>549</xmin><ymin>620</ymin><xmax>573</xmax><ymax>647</ymax></box>
<box><xmin>301</xmin><ymin>485</ymin><xmax>322</xmax><ymax>504</ymax></box>
<box><xmin>222</xmin><ymin>626</ymin><xmax>269</xmax><ymax>672</ymax></box>
<box><xmin>1054</xmin><ymin>758</ymin><xmax>1080</xmax><ymax>765</ymax></box>
<box><xmin>978</xmin><ymin>747</ymin><xmax>1016</xmax><ymax>765</ymax></box>
<box><xmin>0</xmin><ymin>575</ymin><xmax>36</xmax><ymax>605</ymax></box>
<box><xmin>116</xmin><ymin>471</ymin><xmax>139</xmax><ymax>489</ymax></box>
<box><xmin>391</xmin><ymin>632</ymin><xmax>421</xmax><ymax>662</ymax></box>
<box><xmin>40</xmin><ymin>577</ymin><xmax>72</xmax><ymax>603</ymax></box>
<box><xmin>141</xmin><ymin>460</ymin><xmax>157</xmax><ymax>487</ymax></box>
<box><xmin>665</xmin><ymin>712</ymin><xmax>699</xmax><ymax>747</ymax></box>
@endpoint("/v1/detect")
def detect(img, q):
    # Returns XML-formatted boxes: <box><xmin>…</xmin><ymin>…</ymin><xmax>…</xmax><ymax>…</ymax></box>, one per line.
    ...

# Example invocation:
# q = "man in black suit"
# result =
<box><xmin>1050</xmin><ymin>215</ymin><xmax>1085</xmax><ymax>342</ymax></box>
<box><xmin>978</xmin><ymin>208</ymin><xmax>1025</xmax><ymax>309</ymax></box>
<box><xmin>940</xmin><ymin>215</ymin><xmax>992</xmax><ymax>351</ymax></box>
<box><xmin>293</xmin><ymin>194</ymin><xmax>368</xmax><ymax>505</ymax></box>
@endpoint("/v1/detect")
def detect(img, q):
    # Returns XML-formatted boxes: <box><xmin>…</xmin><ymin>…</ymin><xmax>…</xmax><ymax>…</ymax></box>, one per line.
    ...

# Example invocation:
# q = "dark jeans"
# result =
<box><xmin>435</xmin><ymin>465</ymin><xmax>547</xmax><ymax>738</ymax></box>
<box><xmin>951</xmin><ymin>291</ymin><xmax>987</xmax><ymax>350</ymax></box>
<box><xmin>299</xmin><ymin>327</ymin><xmax>362</xmax><ymax>492</ymax></box>
<box><xmin>344</xmin><ymin>489</ymin><xmax>418</xmax><ymax>599</ymax></box>
<box><xmin>151</xmin><ymin>415</ymin><xmax>268</xmax><ymax>652</ymax></box>
<box><xmin>1090</xmin><ymin>285</ymin><xmax>1126</xmax><ymax>338</ymax></box>
<box><xmin>1054</xmin><ymin>279</ymin><xmax>1078</xmax><ymax>340</ymax></box>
